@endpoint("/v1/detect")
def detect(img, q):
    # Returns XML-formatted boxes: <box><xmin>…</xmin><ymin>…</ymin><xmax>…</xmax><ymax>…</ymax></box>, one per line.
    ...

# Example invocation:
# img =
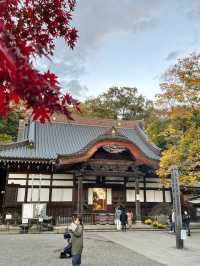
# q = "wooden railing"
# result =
<box><xmin>55</xmin><ymin>212</ymin><xmax>115</xmax><ymax>225</ymax></box>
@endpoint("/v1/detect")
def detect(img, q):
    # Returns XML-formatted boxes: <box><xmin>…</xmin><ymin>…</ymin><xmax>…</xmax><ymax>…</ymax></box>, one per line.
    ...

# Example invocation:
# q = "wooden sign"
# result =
<box><xmin>171</xmin><ymin>165</ymin><xmax>184</xmax><ymax>249</ymax></box>
<box><xmin>5</xmin><ymin>214</ymin><xmax>12</xmax><ymax>220</ymax></box>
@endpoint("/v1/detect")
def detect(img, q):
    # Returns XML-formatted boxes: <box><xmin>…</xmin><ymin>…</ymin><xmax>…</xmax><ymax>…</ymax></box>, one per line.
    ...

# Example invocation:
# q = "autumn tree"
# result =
<box><xmin>84</xmin><ymin>87</ymin><xmax>154</xmax><ymax>121</ymax></box>
<box><xmin>146</xmin><ymin>107</ymin><xmax>196</xmax><ymax>149</ymax></box>
<box><xmin>158</xmin><ymin>128</ymin><xmax>200</xmax><ymax>186</ymax></box>
<box><xmin>152</xmin><ymin>53</ymin><xmax>200</xmax><ymax>185</ymax></box>
<box><xmin>157</xmin><ymin>53</ymin><xmax>200</xmax><ymax>129</ymax></box>
<box><xmin>0</xmin><ymin>0</ymin><xmax>80</xmax><ymax>122</ymax></box>
<box><xmin>157</xmin><ymin>53</ymin><xmax>200</xmax><ymax>109</ymax></box>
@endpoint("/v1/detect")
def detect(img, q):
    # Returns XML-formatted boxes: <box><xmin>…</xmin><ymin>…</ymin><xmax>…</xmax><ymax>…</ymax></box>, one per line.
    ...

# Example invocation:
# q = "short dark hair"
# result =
<box><xmin>64</xmin><ymin>233</ymin><xmax>71</xmax><ymax>239</ymax></box>
<box><xmin>74</xmin><ymin>215</ymin><xmax>83</xmax><ymax>225</ymax></box>
<box><xmin>78</xmin><ymin>215</ymin><xmax>83</xmax><ymax>225</ymax></box>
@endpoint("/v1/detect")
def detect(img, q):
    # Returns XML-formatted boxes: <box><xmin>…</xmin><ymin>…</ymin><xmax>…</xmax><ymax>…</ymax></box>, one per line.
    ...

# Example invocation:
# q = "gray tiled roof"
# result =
<box><xmin>0</xmin><ymin>122</ymin><xmax>160</xmax><ymax>161</ymax></box>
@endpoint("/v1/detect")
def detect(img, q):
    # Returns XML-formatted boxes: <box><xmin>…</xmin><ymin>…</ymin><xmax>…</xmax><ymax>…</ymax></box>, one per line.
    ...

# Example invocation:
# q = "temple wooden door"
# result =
<box><xmin>112</xmin><ymin>186</ymin><xmax>125</xmax><ymax>207</ymax></box>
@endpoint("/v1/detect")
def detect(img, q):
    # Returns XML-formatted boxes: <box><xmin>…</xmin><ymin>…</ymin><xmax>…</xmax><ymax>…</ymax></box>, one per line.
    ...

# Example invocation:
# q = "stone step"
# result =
<box><xmin>1</xmin><ymin>223</ymin><xmax>200</xmax><ymax>234</ymax></box>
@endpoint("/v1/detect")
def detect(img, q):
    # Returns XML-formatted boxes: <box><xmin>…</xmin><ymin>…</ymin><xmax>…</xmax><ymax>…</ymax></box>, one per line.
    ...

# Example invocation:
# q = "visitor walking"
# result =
<box><xmin>120</xmin><ymin>209</ymin><xmax>128</xmax><ymax>232</ymax></box>
<box><xmin>69</xmin><ymin>216</ymin><xmax>83</xmax><ymax>266</ymax></box>
<box><xmin>115</xmin><ymin>206</ymin><xmax>122</xmax><ymax>230</ymax></box>
<box><xmin>127</xmin><ymin>209</ymin><xmax>133</xmax><ymax>229</ymax></box>
<box><xmin>182</xmin><ymin>210</ymin><xmax>191</xmax><ymax>236</ymax></box>
<box><xmin>169</xmin><ymin>209</ymin><xmax>175</xmax><ymax>233</ymax></box>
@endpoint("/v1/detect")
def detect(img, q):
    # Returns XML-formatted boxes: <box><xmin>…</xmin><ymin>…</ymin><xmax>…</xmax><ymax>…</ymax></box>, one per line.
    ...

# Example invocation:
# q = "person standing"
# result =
<box><xmin>69</xmin><ymin>216</ymin><xmax>83</xmax><ymax>266</ymax></box>
<box><xmin>127</xmin><ymin>209</ymin><xmax>133</xmax><ymax>229</ymax></box>
<box><xmin>171</xmin><ymin>209</ymin><xmax>175</xmax><ymax>233</ymax></box>
<box><xmin>120</xmin><ymin>209</ymin><xmax>128</xmax><ymax>232</ymax></box>
<box><xmin>182</xmin><ymin>210</ymin><xmax>191</xmax><ymax>236</ymax></box>
<box><xmin>169</xmin><ymin>210</ymin><xmax>175</xmax><ymax>233</ymax></box>
<box><xmin>115</xmin><ymin>206</ymin><xmax>122</xmax><ymax>231</ymax></box>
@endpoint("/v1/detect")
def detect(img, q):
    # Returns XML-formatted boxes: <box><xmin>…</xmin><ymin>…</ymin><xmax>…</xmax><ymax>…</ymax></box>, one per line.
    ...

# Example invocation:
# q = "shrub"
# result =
<box><xmin>152</xmin><ymin>221</ymin><xmax>159</xmax><ymax>227</ymax></box>
<box><xmin>144</xmin><ymin>218</ymin><xmax>152</xmax><ymax>225</ymax></box>
<box><xmin>157</xmin><ymin>223</ymin><xmax>167</xmax><ymax>229</ymax></box>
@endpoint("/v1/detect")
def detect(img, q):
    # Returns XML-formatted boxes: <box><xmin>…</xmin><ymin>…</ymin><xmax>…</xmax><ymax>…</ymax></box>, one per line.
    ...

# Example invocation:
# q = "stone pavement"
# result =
<box><xmin>0</xmin><ymin>231</ymin><xmax>200</xmax><ymax>265</ymax></box>
<box><xmin>97</xmin><ymin>230</ymin><xmax>200</xmax><ymax>266</ymax></box>
<box><xmin>0</xmin><ymin>233</ymin><xmax>163</xmax><ymax>266</ymax></box>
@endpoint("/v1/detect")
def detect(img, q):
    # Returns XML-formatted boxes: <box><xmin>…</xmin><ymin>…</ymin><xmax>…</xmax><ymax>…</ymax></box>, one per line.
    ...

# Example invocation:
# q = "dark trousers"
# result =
<box><xmin>170</xmin><ymin>222</ymin><xmax>175</xmax><ymax>232</ymax></box>
<box><xmin>63</xmin><ymin>245</ymin><xmax>72</xmax><ymax>257</ymax></box>
<box><xmin>183</xmin><ymin>222</ymin><xmax>191</xmax><ymax>236</ymax></box>
<box><xmin>72</xmin><ymin>254</ymin><xmax>81</xmax><ymax>266</ymax></box>
<box><xmin>121</xmin><ymin>223</ymin><xmax>127</xmax><ymax>232</ymax></box>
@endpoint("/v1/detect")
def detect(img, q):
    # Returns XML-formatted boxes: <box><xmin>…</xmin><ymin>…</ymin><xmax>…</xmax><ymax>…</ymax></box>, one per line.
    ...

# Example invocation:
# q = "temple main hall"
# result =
<box><xmin>0</xmin><ymin>115</ymin><xmax>171</xmax><ymax>224</ymax></box>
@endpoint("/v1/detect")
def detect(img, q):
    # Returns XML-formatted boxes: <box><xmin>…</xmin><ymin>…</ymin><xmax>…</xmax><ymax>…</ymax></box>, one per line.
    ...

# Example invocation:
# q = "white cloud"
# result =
<box><xmin>74</xmin><ymin>0</ymin><xmax>161</xmax><ymax>49</ymax></box>
<box><xmin>186</xmin><ymin>0</ymin><xmax>200</xmax><ymax>18</ymax></box>
<box><xmin>34</xmin><ymin>0</ymin><xmax>162</xmax><ymax>97</ymax></box>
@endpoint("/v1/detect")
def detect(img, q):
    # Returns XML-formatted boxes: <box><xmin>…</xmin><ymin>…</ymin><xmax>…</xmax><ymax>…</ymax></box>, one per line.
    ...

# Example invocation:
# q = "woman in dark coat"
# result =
<box><xmin>120</xmin><ymin>209</ymin><xmax>128</xmax><ymax>232</ymax></box>
<box><xmin>182</xmin><ymin>210</ymin><xmax>191</xmax><ymax>236</ymax></box>
<box><xmin>69</xmin><ymin>216</ymin><xmax>83</xmax><ymax>266</ymax></box>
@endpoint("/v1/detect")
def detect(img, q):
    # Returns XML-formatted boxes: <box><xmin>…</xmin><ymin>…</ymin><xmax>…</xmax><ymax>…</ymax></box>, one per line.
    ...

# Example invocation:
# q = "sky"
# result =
<box><xmin>35</xmin><ymin>0</ymin><xmax>200</xmax><ymax>101</ymax></box>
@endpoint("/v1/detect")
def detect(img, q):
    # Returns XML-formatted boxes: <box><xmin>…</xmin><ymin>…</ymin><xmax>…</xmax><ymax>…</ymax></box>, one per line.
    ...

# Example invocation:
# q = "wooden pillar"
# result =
<box><xmin>143</xmin><ymin>175</ymin><xmax>146</xmax><ymax>202</ymax></box>
<box><xmin>124</xmin><ymin>177</ymin><xmax>127</xmax><ymax>205</ymax></box>
<box><xmin>80</xmin><ymin>175</ymin><xmax>83</xmax><ymax>214</ymax></box>
<box><xmin>72</xmin><ymin>173</ymin><xmax>76</xmax><ymax>212</ymax></box>
<box><xmin>4</xmin><ymin>164</ymin><xmax>9</xmax><ymax>208</ymax></box>
<box><xmin>170</xmin><ymin>188</ymin><xmax>173</xmax><ymax>203</ymax></box>
<box><xmin>49</xmin><ymin>163</ymin><xmax>54</xmax><ymax>202</ymax></box>
<box><xmin>77</xmin><ymin>175</ymin><xmax>83</xmax><ymax>215</ymax></box>
<box><xmin>162</xmin><ymin>186</ymin><xmax>166</xmax><ymax>203</ymax></box>
<box><xmin>135</xmin><ymin>177</ymin><xmax>141</xmax><ymax>223</ymax></box>
<box><xmin>25</xmin><ymin>171</ymin><xmax>29</xmax><ymax>203</ymax></box>
<box><xmin>2</xmin><ymin>163</ymin><xmax>9</xmax><ymax>214</ymax></box>
<box><xmin>143</xmin><ymin>174</ymin><xmax>147</xmax><ymax>217</ymax></box>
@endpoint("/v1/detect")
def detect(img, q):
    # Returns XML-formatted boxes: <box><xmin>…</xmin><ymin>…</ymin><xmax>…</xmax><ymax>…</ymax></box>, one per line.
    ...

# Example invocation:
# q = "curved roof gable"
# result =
<box><xmin>0</xmin><ymin>121</ymin><xmax>160</xmax><ymax>163</ymax></box>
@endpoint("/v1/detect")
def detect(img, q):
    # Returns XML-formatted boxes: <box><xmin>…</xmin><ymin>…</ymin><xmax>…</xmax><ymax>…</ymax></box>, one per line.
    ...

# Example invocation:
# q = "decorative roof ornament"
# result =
<box><xmin>111</xmin><ymin>126</ymin><xmax>116</xmax><ymax>135</ymax></box>
<box><xmin>105</xmin><ymin>126</ymin><xmax>122</xmax><ymax>137</ymax></box>
<box><xmin>103</xmin><ymin>144</ymin><xmax>126</xmax><ymax>154</ymax></box>
<box><xmin>116</xmin><ymin>121</ymin><xmax>121</xmax><ymax>127</ymax></box>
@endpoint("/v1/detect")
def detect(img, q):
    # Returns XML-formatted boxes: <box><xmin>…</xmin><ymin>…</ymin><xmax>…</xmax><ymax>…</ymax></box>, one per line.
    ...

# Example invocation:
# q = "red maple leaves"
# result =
<box><xmin>0</xmin><ymin>0</ymin><xmax>80</xmax><ymax>122</ymax></box>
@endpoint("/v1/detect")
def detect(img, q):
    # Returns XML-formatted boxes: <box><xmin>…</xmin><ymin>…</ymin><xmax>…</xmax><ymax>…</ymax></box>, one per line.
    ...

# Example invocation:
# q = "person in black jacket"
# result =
<box><xmin>60</xmin><ymin>233</ymin><xmax>72</xmax><ymax>259</ymax></box>
<box><xmin>182</xmin><ymin>210</ymin><xmax>191</xmax><ymax>236</ymax></box>
<box><xmin>120</xmin><ymin>209</ymin><xmax>128</xmax><ymax>232</ymax></box>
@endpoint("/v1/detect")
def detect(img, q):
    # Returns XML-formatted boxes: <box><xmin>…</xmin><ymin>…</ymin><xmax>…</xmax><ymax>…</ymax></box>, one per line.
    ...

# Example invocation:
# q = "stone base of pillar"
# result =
<box><xmin>135</xmin><ymin>220</ymin><xmax>142</xmax><ymax>224</ymax></box>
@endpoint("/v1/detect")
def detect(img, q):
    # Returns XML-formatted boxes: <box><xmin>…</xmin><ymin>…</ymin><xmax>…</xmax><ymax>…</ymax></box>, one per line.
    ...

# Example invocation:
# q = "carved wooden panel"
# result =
<box><xmin>85</xmin><ymin>159</ymin><xmax>135</xmax><ymax>173</ymax></box>
<box><xmin>112</xmin><ymin>188</ymin><xmax>125</xmax><ymax>206</ymax></box>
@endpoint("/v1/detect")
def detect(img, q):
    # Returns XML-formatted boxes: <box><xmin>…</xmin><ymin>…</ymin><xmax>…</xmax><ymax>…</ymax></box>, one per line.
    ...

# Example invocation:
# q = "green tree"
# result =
<box><xmin>146</xmin><ymin>115</ymin><xmax>171</xmax><ymax>149</ymax></box>
<box><xmin>0</xmin><ymin>134</ymin><xmax>12</xmax><ymax>143</ymax></box>
<box><xmin>84</xmin><ymin>87</ymin><xmax>154</xmax><ymax>121</ymax></box>
<box><xmin>0</xmin><ymin>109</ymin><xmax>24</xmax><ymax>142</ymax></box>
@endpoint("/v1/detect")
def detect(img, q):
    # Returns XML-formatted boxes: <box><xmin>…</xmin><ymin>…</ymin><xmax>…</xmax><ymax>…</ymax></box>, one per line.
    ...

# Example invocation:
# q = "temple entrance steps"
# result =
<box><xmin>54</xmin><ymin>222</ymin><xmax>200</xmax><ymax>233</ymax></box>
<box><xmin>53</xmin><ymin>223</ymin><xmax>167</xmax><ymax>233</ymax></box>
<box><xmin>0</xmin><ymin>223</ymin><xmax>158</xmax><ymax>234</ymax></box>
<box><xmin>1</xmin><ymin>223</ymin><xmax>200</xmax><ymax>233</ymax></box>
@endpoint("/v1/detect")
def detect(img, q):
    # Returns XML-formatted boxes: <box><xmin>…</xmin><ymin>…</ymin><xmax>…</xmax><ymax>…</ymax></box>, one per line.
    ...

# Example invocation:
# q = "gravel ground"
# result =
<box><xmin>0</xmin><ymin>232</ymin><xmax>164</xmax><ymax>266</ymax></box>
